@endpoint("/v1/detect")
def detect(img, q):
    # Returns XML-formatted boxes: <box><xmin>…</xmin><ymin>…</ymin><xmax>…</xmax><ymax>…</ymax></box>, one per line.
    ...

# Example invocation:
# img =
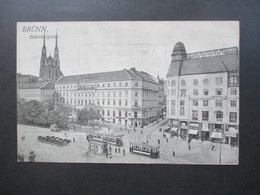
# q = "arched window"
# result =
<box><xmin>193</xmin><ymin>79</ymin><xmax>198</xmax><ymax>86</ymax></box>
<box><xmin>171</xmin><ymin>80</ymin><xmax>176</xmax><ymax>86</ymax></box>
<box><xmin>181</xmin><ymin>80</ymin><xmax>186</xmax><ymax>87</ymax></box>
<box><xmin>203</xmin><ymin>78</ymin><xmax>209</xmax><ymax>85</ymax></box>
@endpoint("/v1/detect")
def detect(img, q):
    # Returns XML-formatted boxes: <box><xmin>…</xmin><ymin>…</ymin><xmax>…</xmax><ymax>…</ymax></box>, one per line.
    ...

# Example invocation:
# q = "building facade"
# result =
<box><xmin>157</xmin><ymin>77</ymin><xmax>166</xmax><ymax>116</ymax></box>
<box><xmin>166</xmin><ymin>42</ymin><xmax>239</xmax><ymax>144</ymax></box>
<box><xmin>17</xmin><ymin>81</ymin><xmax>55</xmax><ymax>102</ymax></box>
<box><xmin>55</xmin><ymin>68</ymin><xmax>159</xmax><ymax>128</ymax></box>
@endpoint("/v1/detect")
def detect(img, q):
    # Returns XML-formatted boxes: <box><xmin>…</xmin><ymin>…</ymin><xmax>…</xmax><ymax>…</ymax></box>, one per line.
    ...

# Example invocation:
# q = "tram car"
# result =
<box><xmin>87</xmin><ymin>133</ymin><xmax>123</xmax><ymax>146</ymax></box>
<box><xmin>86</xmin><ymin>133</ymin><xmax>103</xmax><ymax>142</ymax></box>
<box><xmin>103</xmin><ymin>134</ymin><xmax>123</xmax><ymax>146</ymax></box>
<box><xmin>129</xmin><ymin>142</ymin><xmax>160</xmax><ymax>158</ymax></box>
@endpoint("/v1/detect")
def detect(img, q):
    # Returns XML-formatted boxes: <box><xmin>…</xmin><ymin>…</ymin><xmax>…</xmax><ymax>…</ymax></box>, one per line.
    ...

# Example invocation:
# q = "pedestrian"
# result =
<box><xmin>211</xmin><ymin>146</ymin><xmax>215</xmax><ymax>151</ymax></box>
<box><xmin>109</xmin><ymin>146</ymin><xmax>112</xmax><ymax>152</ymax></box>
<box><xmin>158</xmin><ymin>139</ymin><xmax>160</xmax><ymax>144</ymax></box>
<box><xmin>188</xmin><ymin>145</ymin><xmax>190</xmax><ymax>150</ymax></box>
<box><xmin>172</xmin><ymin>150</ymin><xmax>175</xmax><ymax>157</ymax></box>
<box><xmin>123</xmin><ymin>149</ymin><xmax>125</xmax><ymax>155</ymax></box>
<box><xmin>166</xmin><ymin>138</ymin><xmax>168</xmax><ymax>143</ymax></box>
<box><xmin>73</xmin><ymin>137</ymin><xmax>75</xmax><ymax>143</ymax></box>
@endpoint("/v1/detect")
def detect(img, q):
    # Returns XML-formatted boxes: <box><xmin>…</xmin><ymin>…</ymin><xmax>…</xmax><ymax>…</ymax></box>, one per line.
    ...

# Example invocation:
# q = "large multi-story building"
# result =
<box><xmin>55</xmin><ymin>68</ymin><xmax>159</xmax><ymax>128</ymax></box>
<box><xmin>166</xmin><ymin>42</ymin><xmax>239</xmax><ymax>145</ymax></box>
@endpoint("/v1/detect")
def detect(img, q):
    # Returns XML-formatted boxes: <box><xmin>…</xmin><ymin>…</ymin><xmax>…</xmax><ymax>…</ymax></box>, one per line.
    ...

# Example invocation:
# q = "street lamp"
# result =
<box><xmin>219</xmin><ymin>134</ymin><xmax>224</xmax><ymax>164</ymax></box>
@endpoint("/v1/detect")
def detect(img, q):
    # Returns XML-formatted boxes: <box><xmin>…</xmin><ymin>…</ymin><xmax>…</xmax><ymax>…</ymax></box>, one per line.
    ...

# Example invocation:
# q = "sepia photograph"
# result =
<box><xmin>17</xmin><ymin>21</ymin><xmax>239</xmax><ymax>164</ymax></box>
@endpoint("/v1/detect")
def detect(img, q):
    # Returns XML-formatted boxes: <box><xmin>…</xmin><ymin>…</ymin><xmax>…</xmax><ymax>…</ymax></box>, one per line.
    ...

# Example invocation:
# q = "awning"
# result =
<box><xmin>211</xmin><ymin>132</ymin><xmax>223</xmax><ymax>139</ymax></box>
<box><xmin>171</xmin><ymin>127</ymin><xmax>178</xmax><ymax>132</ymax></box>
<box><xmin>188</xmin><ymin>130</ymin><xmax>198</xmax><ymax>135</ymax></box>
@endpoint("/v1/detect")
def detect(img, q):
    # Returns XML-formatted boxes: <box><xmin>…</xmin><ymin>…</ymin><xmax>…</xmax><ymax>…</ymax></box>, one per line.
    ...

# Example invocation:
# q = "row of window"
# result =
<box><xmin>167</xmin><ymin>76</ymin><xmax>238</xmax><ymax>87</ymax></box>
<box><xmin>192</xmin><ymin>100</ymin><xmax>237</xmax><ymax>107</ymax></box>
<box><xmin>191</xmin><ymin>111</ymin><xmax>237</xmax><ymax>122</ymax></box>
<box><xmin>169</xmin><ymin>99</ymin><xmax>237</xmax><ymax>109</ymax></box>
<box><xmin>142</xmin><ymin>99</ymin><xmax>158</xmax><ymax>107</ymax></box>
<box><xmin>168</xmin><ymin>88</ymin><xmax>237</xmax><ymax>96</ymax></box>
<box><xmin>56</xmin><ymin>81</ymin><xmax>140</xmax><ymax>90</ymax></box>
<box><xmin>58</xmin><ymin>90</ymin><xmax>130</xmax><ymax>98</ymax></box>
<box><xmin>58</xmin><ymin>98</ymin><xmax>139</xmax><ymax>107</ymax></box>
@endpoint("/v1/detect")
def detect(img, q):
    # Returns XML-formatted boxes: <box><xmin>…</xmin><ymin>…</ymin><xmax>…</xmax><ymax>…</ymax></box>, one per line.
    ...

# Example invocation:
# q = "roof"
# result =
<box><xmin>56</xmin><ymin>69</ymin><xmax>158</xmax><ymax>85</ymax></box>
<box><xmin>173</xmin><ymin>42</ymin><xmax>186</xmax><ymax>52</ymax></box>
<box><xmin>17</xmin><ymin>81</ymin><xmax>53</xmax><ymax>89</ymax></box>
<box><xmin>41</xmin><ymin>81</ymin><xmax>55</xmax><ymax>90</ymax></box>
<box><xmin>167</xmin><ymin>47</ymin><xmax>239</xmax><ymax>77</ymax></box>
<box><xmin>181</xmin><ymin>52</ymin><xmax>239</xmax><ymax>75</ymax></box>
<box><xmin>131</xmin><ymin>70</ymin><xmax>157</xmax><ymax>84</ymax></box>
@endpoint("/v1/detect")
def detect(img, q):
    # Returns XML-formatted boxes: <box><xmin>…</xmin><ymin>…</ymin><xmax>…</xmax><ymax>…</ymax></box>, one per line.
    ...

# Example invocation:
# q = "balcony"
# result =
<box><xmin>216</xmin><ymin>118</ymin><xmax>223</xmax><ymax>122</ymax></box>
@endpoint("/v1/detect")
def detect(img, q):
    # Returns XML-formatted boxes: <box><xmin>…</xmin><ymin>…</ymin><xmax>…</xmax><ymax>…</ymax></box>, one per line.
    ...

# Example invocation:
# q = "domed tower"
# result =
<box><xmin>166</xmin><ymin>42</ymin><xmax>187</xmax><ymax>77</ymax></box>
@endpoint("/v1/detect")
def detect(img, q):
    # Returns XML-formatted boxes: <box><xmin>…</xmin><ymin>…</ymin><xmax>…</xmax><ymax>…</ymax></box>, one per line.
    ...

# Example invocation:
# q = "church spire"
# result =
<box><xmin>43</xmin><ymin>29</ymin><xmax>46</xmax><ymax>47</ymax></box>
<box><xmin>55</xmin><ymin>30</ymin><xmax>58</xmax><ymax>48</ymax></box>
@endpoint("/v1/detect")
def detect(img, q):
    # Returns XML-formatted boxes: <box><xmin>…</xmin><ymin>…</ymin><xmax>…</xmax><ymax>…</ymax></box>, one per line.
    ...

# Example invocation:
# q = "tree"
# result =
<box><xmin>17</xmin><ymin>99</ymin><xmax>69</xmax><ymax>129</ymax></box>
<box><xmin>77</xmin><ymin>107</ymin><xmax>100</xmax><ymax>128</ymax></box>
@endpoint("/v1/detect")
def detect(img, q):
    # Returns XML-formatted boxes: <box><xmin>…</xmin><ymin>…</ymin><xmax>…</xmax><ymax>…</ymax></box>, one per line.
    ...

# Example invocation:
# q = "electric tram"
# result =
<box><xmin>129</xmin><ymin>142</ymin><xmax>160</xmax><ymax>158</ymax></box>
<box><xmin>86</xmin><ymin>133</ymin><xmax>103</xmax><ymax>142</ymax></box>
<box><xmin>103</xmin><ymin>134</ymin><xmax>123</xmax><ymax>146</ymax></box>
<box><xmin>86</xmin><ymin>133</ymin><xmax>123</xmax><ymax>146</ymax></box>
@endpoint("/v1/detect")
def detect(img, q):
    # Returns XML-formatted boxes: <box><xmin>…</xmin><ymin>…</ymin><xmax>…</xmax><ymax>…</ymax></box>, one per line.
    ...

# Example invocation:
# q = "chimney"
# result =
<box><xmin>130</xmin><ymin>67</ymin><xmax>136</xmax><ymax>72</ymax></box>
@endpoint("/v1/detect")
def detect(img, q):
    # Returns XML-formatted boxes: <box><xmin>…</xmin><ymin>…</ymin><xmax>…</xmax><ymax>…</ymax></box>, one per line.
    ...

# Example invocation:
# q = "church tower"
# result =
<box><xmin>39</xmin><ymin>31</ymin><xmax>47</xmax><ymax>80</ymax></box>
<box><xmin>39</xmin><ymin>31</ymin><xmax>63</xmax><ymax>82</ymax></box>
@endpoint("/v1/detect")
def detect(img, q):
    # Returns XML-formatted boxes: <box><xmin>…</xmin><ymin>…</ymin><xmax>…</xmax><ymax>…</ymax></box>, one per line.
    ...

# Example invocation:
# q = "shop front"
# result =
<box><xmin>225</xmin><ymin>125</ymin><xmax>239</xmax><ymax>146</ymax></box>
<box><xmin>170</xmin><ymin>119</ymin><xmax>179</xmax><ymax>137</ymax></box>
<box><xmin>180</xmin><ymin>121</ymin><xmax>188</xmax><ymax>139</ymax></box>
<box><xmin>189</xmin><ymin>122</ymin><xmax>200</xmax><ymax>139</ymax></box>
<box><xmin>201</xmin><ymin>122</ymin><xmax>210</xmax><ymax>141</ymax></box>
<box><xmin>210</xmin><ymin>123</ymin><xmax>225</xmax><ymax>142</ymax></box>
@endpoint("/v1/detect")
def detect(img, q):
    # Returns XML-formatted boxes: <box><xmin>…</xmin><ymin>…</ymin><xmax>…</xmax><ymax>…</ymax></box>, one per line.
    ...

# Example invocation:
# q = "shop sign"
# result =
<box><xmin>190</xmin><ymin>122</ymin><xmax>199</xmax><ymax>127</ymax></box>
<box><xmin>226</xmin><ymin>131</ymin><xmax>237</xmax><ymax>138</ymax></box>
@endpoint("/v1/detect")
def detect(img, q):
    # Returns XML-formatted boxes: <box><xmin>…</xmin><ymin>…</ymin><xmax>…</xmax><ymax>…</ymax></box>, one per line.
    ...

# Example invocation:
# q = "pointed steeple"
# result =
<box><xmin>43</xmin><ymin>29</ymin><xmax>46</xmax><ymax>47</ymax></box>
<box><xmin>54</xmin><ymin>30</ymin><xmax>59</xmax><ymax>67</ymax></box>
<box><xmin>55</xmin><ymin>30</ymin><xmax>58</xmax><ymax>48</ymax></box>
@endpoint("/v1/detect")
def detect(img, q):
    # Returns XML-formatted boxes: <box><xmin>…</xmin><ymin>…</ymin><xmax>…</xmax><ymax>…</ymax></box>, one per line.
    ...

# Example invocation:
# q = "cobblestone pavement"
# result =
<box><xmin>17</xmin><ymin>123</ymin><xmax>238</xmax><ymax>164</ymax></box>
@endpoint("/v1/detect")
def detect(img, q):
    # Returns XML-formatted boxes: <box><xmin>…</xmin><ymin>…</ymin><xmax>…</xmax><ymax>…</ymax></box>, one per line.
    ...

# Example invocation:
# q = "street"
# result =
<box><xmin>17</xmin><ymin>122</ymin><xmax>238</xmax><ymax>164</ymax></box>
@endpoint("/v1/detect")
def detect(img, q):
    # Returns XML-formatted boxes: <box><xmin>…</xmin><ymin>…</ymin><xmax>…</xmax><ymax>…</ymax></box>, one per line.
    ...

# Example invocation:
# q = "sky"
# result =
<box><xmin>17</xmin><ymin>21</ymin><xmax>239</xmax><ymax>79</ymax></box>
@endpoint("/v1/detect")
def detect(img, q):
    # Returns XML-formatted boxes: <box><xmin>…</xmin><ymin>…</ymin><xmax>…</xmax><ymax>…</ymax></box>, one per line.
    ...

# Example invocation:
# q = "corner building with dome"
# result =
<box><xmin>166</xmin><ymin>42</ymin><xmax>239</xmax><ymax>145</ymax></box>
